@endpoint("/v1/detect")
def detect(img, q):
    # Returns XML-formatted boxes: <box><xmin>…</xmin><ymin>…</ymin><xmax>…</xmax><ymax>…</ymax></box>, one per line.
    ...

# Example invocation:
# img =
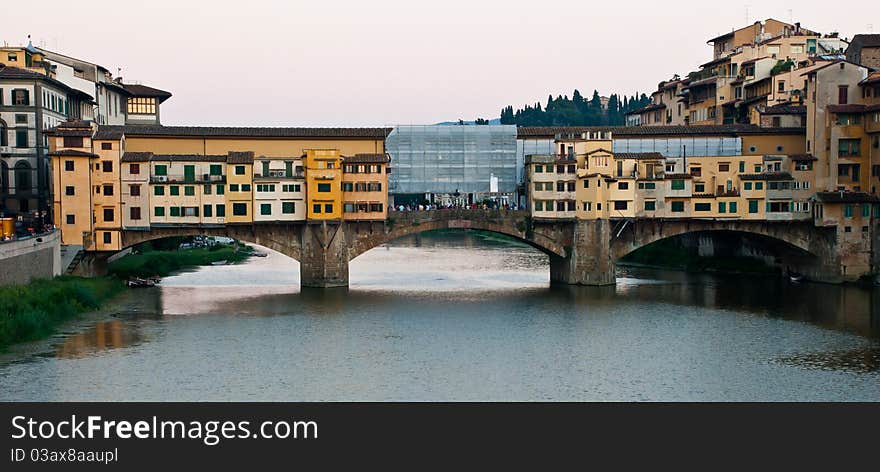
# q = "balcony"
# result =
<box><xmin>150</xmin><ymin>174</ymin><xmax>226</xmax><ymax>184</ymax></box>
<box><xmin>254</xmin><ymin>172</ymin><xmax>304</xmax><ymax>180</ymax></box>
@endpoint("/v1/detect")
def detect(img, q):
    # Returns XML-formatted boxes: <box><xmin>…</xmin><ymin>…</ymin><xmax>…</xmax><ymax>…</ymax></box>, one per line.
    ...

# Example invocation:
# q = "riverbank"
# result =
<box><xmin>108</xmin><ymin>244</ymin><xmax>254</xmax><ymax>279</ymax></box>
<box><xmin>0</xmin><ymin>276</ymin><xmax>123</xmax><ymax>350</ymax></box>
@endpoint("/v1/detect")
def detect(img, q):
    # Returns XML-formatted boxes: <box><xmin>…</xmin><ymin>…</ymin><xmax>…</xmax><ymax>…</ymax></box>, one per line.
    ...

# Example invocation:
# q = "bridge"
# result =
<box><xmin>113</xmin><ymin>210</ymin><xmax>860</xmax><ymax>286</ymax></box>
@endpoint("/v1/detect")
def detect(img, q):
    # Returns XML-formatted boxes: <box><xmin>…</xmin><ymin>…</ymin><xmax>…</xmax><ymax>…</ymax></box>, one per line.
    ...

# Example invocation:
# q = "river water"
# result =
<box><xmin>1</xmin><ymin>231</ymin><xmax>879</xmax><ymax>401</ymax></box>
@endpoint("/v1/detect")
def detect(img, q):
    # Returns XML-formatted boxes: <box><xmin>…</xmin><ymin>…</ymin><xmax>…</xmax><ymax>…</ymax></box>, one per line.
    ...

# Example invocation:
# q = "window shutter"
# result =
<box><xmin>23</xmin><ymin>90</ymin><xmax>29</xmax><ymax>105</ymax></box>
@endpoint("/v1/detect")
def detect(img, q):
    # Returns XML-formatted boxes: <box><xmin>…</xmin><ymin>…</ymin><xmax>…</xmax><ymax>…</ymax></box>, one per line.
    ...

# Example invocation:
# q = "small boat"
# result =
<box><xmin>789</xmin><ymin>273</ymin><xmax>804</xmax><ymax>283</ymax></box>
<box><xmin>127</xmin><ymin>277</ymin><xmax>156</xmax><ymax>288</ymax></box>
<box><xmin>253</xmin><ymin>251</ymin><xmax>268</xmax><ymax>257</ymax></box>
<box><xmin>210</xmin><ymin>260</ymin><xmax>228</xmax><ymax>266</ymax></box>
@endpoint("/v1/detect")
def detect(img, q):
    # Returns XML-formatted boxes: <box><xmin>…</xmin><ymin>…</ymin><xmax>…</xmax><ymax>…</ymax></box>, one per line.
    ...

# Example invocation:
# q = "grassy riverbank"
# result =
<box><xmin>107</xmin><ymin>243</ymin><xmax>253</xmax><ymax>279</ymax></box>
<box><xmin>0</xmin><ymin>276</ymin><xmax>123</xmax><ymax>350</ymax></box>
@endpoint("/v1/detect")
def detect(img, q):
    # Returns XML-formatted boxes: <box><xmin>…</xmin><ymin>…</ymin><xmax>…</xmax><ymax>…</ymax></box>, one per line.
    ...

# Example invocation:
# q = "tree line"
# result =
<box><xmin>498</xmin><ymin>90</ymin><xmax>651</xmax><ymax>126</ymax></box>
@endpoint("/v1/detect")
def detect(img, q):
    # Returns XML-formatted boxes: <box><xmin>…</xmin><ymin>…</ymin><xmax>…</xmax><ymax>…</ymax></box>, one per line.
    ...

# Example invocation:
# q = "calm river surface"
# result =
<box><xmin>2</xmin><ymin>231</ymin><xmax>879</xmax><ymax>401</ymax></box>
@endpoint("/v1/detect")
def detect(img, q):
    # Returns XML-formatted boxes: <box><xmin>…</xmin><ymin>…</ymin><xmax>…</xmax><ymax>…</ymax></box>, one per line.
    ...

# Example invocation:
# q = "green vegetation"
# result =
<box><xmin>108</xmin><ymin>243</ymin><xmax>253</xmax><ymax>279</ymax></box>
<box><xmin>500</xmin><ymin>90</ymin><xmax>651</xmax><ymax>126</ymax></box>
<box><xmin>0</xmin><ymin>276</ymin><xmax>123</xmax><ymax>350</ymax></box>
<box><xmin>620</xmin><ymin>238</ymin><xmax>780</xmax><ymax>275</ymax></box>
<box><xmin>1</xmin><ymin>238</ymin><xmax>256</xmax><ymax>349</ymax></box>
<box><xmin>771</xmin><ymin>60</ymin><xmax>795</xmax><ymax>75</ymax></box>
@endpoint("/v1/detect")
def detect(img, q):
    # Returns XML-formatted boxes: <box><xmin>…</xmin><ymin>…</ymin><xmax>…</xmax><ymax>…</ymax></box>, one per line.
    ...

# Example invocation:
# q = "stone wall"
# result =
<box><xmin>0</xmin><ymin>231</ymin><xmax>62</xmax><ymax>286</ymax></box>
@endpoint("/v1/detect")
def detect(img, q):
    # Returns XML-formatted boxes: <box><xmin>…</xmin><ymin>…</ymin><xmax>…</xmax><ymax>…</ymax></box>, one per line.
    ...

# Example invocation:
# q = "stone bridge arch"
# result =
<box><xmin>346</xmin><ymin>209</ymin><xmax>570</xmax><ymax>261</ymax></box>
<box><xmin>610</xmin><ymin>218</ymin><xmax>841</xmax><ymax>280</ymax></box>
<box><xmin>120</xmin><ymin>224</ymin><xmax>304</xmax><ymax>261</ymax></box>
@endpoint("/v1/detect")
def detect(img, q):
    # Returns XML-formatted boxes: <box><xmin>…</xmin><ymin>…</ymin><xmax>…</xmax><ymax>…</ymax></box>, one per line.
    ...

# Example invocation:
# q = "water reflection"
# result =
<box><xmin>775</xmin><ymin>347</ymin><xmax>880</xmax><ymax>373</ymax></box>
<box><xmin>56</xmin><ymin>319</ymin><xmax>144</xmax><ymax>359</ymax></box>
<box><xmin>0</xmin><ymin>229</ymin><xmax>878</xmax><ymax>401</ymax></box>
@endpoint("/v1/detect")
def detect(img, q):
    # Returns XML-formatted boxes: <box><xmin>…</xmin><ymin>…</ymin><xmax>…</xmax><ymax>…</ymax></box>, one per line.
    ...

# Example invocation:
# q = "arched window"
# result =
<box><xmin>14</xmin><ymin>161</ymin><xmax>32</xmax><ymax>192</ymax></box>
<box><xmin>0</xmin><ymin>120</ymin><xmax>7</xmax><ymax>147</ymax></box>
<box><xmin>0</xmin><ymin>161</ymin><xmax>8</xmax><ymax>194</ymax></box>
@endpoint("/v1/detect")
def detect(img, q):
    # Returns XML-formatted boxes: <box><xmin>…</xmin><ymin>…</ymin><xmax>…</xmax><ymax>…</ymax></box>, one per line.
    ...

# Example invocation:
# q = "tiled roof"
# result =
<box><xmin>700</xmin><ymin>56</ymin><xmax>731</xmax><ymax>68</ymax></box>
<box><xmin>518</xmin><ymin>124</ymin><xmax>805</xmax><ymax>138</ymax></box>
<box><xmin>815</xmin><ymin>191</ymin><xmax>880</xmax><ymax>203</ymax></box>
<box><xmin>226</xmin><ymin>151</ymin><xmax>254</xmax><ymax>164</ymax></box>
<box><xmin>58</xmin><ymin>119</ymin><xmax>92</xmax><ymax>129</ymax></box>
<box><xmin>584</xmin><ymin>148</ymin><xmax>614</xmax><ymax>155</ymax></box>
<box><xmin>343</xmin><ymin>153</ymin><xmax>390</xmax><ymax>163</ymax></box>
<box><xmin>0</xmin><ymin>65</ymin><xmax>71</xmax><ymax>91</ymax></box>
<box><xmin>525</xmin><ymin>155</ymin><xmax>556</xmax><ymax>164</ymax></box>
<box><xmin>516</xmin><ymin>127</ymin><xmax>615</xmax><ymax>138</ymax></box>
<box><xmin>760</xmin><ymin>103</ymin><xmax>806</xmax><ymax>115</ymax></box>
<box><xmin>849</xmin><ymin>34</ymin><xmax>880</xmax><ymax>48</ymax></box>
<box><xmin>625</xmin><ymin>103</ymin><xmax>666</xmax><ymax>116</ymax></box>
<box><xmin>47</xmin><ymin>149</ymin><xmax>98</xmax><ymax>158</ymax></box>
<box><xmin>120</xmin><ymin>152</ymin><xmax>153</xmax><ymax>162</ymax></box>
<box><xmin>739</xmin><ymin>172</ymin><xmax>794</xmax><ymax>180</ymax></box>
<box><xmin>859</xmin><ymin>72</ymin><xmax>880</xmax><ymax>85</ymax></box>
<box><xmin>118</xmin><ymin>125</ymin><xmax>392</xmax><ymax>139</ymax></box>
<box><xmin>146</xmin><ymin>154</ymin><xmax>228</xmax><ymax>162</ymax></box>
<box><xmin>121</xmin><ymin>84</ymin><xmax>172</xmax><ymax>103</ymax></box>
<box><xmin>45</xmin><ymin>128</ymin><xmax>92</xmax><ymax>137</ymax></box>
<box><xmin>93</xmin><ymin>127</ymin><xmax>125</xmax><ymax>140</ymax></box>
<box><xmin>613</xmin><ymin>152</ymin><xmax>664</xmax><ymax>160</ymax></box>
<box><xmin>827</xmin><ymin>104</ymin><xmax>867</xmax><ymax>113</ymax></box>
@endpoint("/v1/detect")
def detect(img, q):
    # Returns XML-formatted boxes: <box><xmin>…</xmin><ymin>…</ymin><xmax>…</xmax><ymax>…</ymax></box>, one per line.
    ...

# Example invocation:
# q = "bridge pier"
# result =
<box><xmin>300</xmin><ymin>222</ymin><xmax>350</xmax><ymax>288</ymax></box>
<box><xmin>550</xmin><ymin>219</ymin><xmax>616</xmax><ymax>286</ymax></box>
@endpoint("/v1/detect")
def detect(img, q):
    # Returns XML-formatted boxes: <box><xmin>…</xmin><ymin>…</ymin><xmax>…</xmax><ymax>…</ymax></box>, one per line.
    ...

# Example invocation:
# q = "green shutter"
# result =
<box><xmin>285</xmin><ymin>161</ymin><xmax>293</xmax><ymax>177</ymax></box>
<box><xmin>184</xmin><ymin>165</ymin><xmax>195</xmax><ymax>182</ymax></box>
<box><xmin>203</xmin><ymin>204</ymin><xmax>212</xmax><ymax>217</ymax></box>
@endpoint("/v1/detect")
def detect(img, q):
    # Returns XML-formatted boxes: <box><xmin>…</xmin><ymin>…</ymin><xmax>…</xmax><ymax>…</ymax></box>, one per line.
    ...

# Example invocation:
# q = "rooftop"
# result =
<box><xmin>739</xmin><ymin>172</ymin><xmax>794</xmax><ymax>180</ymax></box>
<box><xmin>343</xmin><ymin>153</ymin><xmax>391</xmax><ymax>164</ymax></box>
<box><xmin>760</xmin><ymin>103</ymin><xmax>807</xmax><ymax>115</ymax></box>
<box><xmin>121</xmin><ymin>84</ymin><xmax>172</xmax><ymax>103</ymax></box>
<box><xmin>517</xmin><ymin>124</ymin><xmax>805</xmax><ymax>138</ymax></box>
<box><xmin>815</xmin><ymin>191</ymin><xmax>880</xmax><ymax>203</ymax></box>
<box><xmin>101</xmin><ymin>125</ymin><xmax>392</xmax><ymax>139</ymax></box>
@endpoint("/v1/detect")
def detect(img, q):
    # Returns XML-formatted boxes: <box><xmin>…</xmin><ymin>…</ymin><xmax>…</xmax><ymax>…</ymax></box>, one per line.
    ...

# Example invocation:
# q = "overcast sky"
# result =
<box><xmin>3</xmin><ymin>0</ymin><xmax>874</xmax><ymax>126</ymax></box>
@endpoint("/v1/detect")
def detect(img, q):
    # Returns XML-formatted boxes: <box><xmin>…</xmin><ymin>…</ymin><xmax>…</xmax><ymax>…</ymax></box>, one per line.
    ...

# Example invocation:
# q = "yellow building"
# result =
<box><xmin>342</xmin><ymin>154</ymin><xmax>390</xmax><ymax>221</ymax></box>
<box><xmin>147</xmin><ymin>154</ymin><xmax>230</xmax><ymax>225</ymax></box>
<box><xmin>225</xmin><ymin>152</ymin><xmax>254</xmax><ymax>224</ymax></box>
<box><xmin>526</xmin><ymin>155</ymin><xmax>577</xmax><ymax>219</ymax></box>
<box><xmin>48</xmin><ymin>121</ymin><xmax>98</xmax><ymax>247</ymax></box>
<box><xmin>304</xmin><ymin>149</ymin><xmax>343</xmax><ymax>220</ymax></box>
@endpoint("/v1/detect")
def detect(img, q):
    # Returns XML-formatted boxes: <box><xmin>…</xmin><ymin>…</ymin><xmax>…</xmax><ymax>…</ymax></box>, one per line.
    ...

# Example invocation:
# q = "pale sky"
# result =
<box><xmin>3</xmin><ymin>0</ymin><xmax>875</xmax><ymax>126</ymax></box>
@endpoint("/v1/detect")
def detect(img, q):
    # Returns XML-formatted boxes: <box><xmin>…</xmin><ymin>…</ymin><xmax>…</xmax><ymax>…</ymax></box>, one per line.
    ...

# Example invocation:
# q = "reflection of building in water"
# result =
<box><xmin>56</xmin><ymin>320</ymin><xmax>141</xmax><ymax>358</ymax></box>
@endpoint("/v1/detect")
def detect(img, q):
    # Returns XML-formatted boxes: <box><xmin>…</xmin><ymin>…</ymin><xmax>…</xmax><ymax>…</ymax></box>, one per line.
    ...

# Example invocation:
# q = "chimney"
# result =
<box><xmin>795</xmin><ymin>22</ymin><xmax>801</xmax><ymax>33</ymax></box>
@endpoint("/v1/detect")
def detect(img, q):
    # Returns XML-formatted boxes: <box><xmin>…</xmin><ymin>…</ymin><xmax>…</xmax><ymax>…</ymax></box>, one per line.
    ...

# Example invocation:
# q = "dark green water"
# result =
<box><xmin>1</xmin><ymin>231</ymin><xmax>878</xmax><ymax>401</ymax></box>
